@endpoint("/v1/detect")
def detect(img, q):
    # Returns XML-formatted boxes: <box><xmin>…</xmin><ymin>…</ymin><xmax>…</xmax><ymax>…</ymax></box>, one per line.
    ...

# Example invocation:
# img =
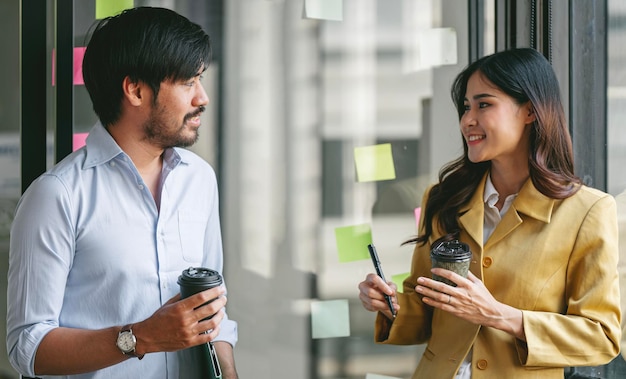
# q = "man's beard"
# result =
<box><xmin>143</xmin><ymin>106</ymin><xmax>205</xmax><ymax>148</ymax></box>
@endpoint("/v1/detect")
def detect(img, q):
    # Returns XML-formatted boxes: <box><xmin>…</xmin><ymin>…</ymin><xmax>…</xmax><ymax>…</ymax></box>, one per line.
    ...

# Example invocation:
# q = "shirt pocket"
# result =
<box><xmin>178</xmin><ymin>211</ymin><xmax>206</xmax><ymax>263</ymax></box>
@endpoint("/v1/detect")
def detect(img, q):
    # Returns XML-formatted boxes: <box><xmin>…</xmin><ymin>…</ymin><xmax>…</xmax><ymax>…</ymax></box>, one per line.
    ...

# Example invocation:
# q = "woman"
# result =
<box><xmin>358</xmin><ymin>48</ymin><xmax>621</xmax><ymax>378</ymax></box>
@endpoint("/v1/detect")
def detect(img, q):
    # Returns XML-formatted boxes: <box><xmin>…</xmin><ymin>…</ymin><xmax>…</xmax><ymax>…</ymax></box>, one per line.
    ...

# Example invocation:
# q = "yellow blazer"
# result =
<box><xmin>375</xmin><ymin>175</ymin><xmax>621</xmax><ymax>379</ymax></box>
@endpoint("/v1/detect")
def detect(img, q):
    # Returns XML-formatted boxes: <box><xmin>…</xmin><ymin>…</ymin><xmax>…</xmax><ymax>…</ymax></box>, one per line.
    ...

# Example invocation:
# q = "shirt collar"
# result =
<box><xmin>83</xmin><ymin>122</ymin><xmax>184</xmax><ymax>169</ymax></box>
<box><xmin>484</xmin><ymin>174</ymin><xmax>500</xmax><ymax>207</ymax></box>
<box><xmin>483</xmin><ymin>173</ymin><xmax>519</xmax><ymax>216</ymax></box>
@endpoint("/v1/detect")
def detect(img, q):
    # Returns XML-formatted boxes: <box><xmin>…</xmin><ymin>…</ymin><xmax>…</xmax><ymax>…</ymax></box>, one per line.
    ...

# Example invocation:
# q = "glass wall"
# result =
<box><xmin>1</xmin><ymin>1</ymin><xmax>624</xmax><ymax>378</ymax></box>
<box><xmin>608</xmin><ymin>0</ymin><xmax>626</xmax><ymax>197</ymax></box>
<box><xmin>0</xmin><ymin>1</ymin><xmax>21</xmax><ymax>377</ymax></box>
<box><xmin>222</xmin><ymin>0</ymin><xmax>469</xmax><ymax>377</ymax></box>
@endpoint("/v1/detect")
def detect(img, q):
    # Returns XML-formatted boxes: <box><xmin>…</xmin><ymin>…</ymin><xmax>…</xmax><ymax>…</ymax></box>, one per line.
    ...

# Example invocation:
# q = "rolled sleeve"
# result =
<box><xmin>7</xmin><ymin>323</ymin><xmax>56</xmax><ymax>377</ymax></box>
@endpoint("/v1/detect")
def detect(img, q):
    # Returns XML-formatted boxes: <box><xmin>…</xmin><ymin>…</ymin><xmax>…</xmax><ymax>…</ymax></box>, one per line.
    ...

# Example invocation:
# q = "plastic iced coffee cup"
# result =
<box><xmin>430</xmin><ymin>240</ymin><xmax>472</xmax><ymax>287</ymax></box>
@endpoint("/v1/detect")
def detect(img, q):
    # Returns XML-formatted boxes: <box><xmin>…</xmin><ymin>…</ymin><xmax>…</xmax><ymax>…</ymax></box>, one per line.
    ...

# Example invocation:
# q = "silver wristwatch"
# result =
<box><xmin>116</xmin><ymin>324</ymin><xmax>144</xmax><ymax>360</ymax></box>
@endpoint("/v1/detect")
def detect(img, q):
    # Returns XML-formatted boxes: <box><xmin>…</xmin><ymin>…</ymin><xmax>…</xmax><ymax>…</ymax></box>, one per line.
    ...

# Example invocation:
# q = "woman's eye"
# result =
<box><xmin>479</xmin><ymin>102</ymin><xmax>489</xmax><ymax>108</ymax></box>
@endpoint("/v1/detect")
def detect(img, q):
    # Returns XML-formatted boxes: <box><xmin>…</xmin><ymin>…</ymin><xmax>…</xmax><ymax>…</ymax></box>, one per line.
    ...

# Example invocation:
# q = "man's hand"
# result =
<box><xmin>133</xmin><ymin>285</ymin><xmax>228</xmax><ymax>355</ymax></box>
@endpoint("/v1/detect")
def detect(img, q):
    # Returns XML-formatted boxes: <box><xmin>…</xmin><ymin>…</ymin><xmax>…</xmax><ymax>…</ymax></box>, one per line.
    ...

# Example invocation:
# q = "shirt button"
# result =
<box><xmin>109</xmin><ymin>161</ymin><xmax>116</xmax><ymax>167</ymax></box>
<box><xmin>482</xmin><ymin>257</ymin><xmax>493</xmax><ymax>268</ymax></box>
<box><xmin>138</xmin><ymin>184</ymin><xmax>144</xmax><ymax>190</ymax></box>
<box><xmin>477</xmin><ymin>359</ymin><xmax>488</xmax><ymax>370</ymax></box>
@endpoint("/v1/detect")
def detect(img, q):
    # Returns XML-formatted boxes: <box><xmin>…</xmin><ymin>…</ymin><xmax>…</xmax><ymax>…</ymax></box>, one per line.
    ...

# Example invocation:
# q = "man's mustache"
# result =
<box><xmin>185</xmin><ymin>106</ymin><xmax>206</xmax><ymax>121</ymax></box>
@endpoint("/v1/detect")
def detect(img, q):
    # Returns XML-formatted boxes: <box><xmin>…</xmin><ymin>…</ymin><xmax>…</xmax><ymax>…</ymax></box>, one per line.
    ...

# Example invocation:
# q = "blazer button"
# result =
<box><xmin>477</xmin><ymin>359</ymin><xmax>488</xmax><ymax>370</ymax></box>
<box><xmin>482</xmin><ymin>257</ymin><xmax>493</xmax><ymax>268</ymax></box>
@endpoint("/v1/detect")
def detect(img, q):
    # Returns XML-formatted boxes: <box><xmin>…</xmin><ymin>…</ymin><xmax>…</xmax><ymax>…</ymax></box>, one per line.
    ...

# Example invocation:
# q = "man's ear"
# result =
<box><xmin>122</xmin><ymin>76</ymin><xmax>144</xmax><ymax>106</ymax></box>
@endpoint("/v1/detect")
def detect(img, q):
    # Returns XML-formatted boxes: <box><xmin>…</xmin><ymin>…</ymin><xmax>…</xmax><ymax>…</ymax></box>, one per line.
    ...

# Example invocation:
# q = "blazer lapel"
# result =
<box><xmin>459</xmin><ymin>175</ymin><xmax>487</xmax><ymax>252</ymax></box>
<box><xmin>485</xmin><ymin>178</ymin><xmax>554</xmax><ymax>249</ymax></box>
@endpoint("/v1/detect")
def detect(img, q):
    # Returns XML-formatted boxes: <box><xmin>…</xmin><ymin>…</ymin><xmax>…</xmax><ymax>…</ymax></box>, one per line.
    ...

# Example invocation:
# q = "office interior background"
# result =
<box><xmin>1</xmin><ymin>0</ymin><xmax>626</xmax><ymax>378</ymax></box>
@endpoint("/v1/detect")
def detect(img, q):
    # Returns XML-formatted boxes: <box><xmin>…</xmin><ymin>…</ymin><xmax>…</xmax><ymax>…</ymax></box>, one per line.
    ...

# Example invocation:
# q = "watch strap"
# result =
<box><xmin>119</xmin><ymin>324</ymin><xmax>145</xmax><ymax>360</ymax></box>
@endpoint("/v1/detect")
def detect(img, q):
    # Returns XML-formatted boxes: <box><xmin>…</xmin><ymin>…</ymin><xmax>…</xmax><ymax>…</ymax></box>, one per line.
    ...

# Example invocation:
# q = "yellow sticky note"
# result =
<box><xmin>311</xmin><ymin>299</ymin><xmax>350</xmax><ymax>339</ymax></box>
<box><xmin>303</xmin><ymin>0</ymin><xmax>343</xmax><ymax>21</ymax></box>
<box><xmin>334</xmin><ymin>224</ymin><xmax>372</xmax><ymax>262</ymax></box>
<box><xmin>96</xmin><ymin>0</ymin><xmax>134</xmax><ymax>19</ymax></box>
<box><xmin>354</xmin><ymin>144</ymin><xmax>396</xmax><ymax>182</ymax></box>
<box><xmin>391</xmin><ymin>272</ymin><xmax>410</xmax><ymax>293</ymax></box>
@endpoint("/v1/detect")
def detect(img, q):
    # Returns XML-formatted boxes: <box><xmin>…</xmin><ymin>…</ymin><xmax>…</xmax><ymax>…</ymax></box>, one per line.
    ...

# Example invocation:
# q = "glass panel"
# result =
<box><xmin>223</xmin><ymin>0</ymin><xmax>468</xmax><ymax>377</ymax></box>
<box><xmin>1</xmin><ymin>1</ymin><xmax>25</xmax><ymax>377</ymax></box>
<box><xmin>608</xmin><ymin>2</ymin><xmax>626</xmax><ymax>376</ymax></box>
<box><xmin>608</xmin><ymin>1</ymin><xmax>626</xmax><ymax>197</ymax></box>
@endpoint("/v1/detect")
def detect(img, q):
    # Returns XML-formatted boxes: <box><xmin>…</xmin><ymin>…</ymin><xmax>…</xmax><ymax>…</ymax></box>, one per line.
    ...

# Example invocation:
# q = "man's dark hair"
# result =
<box><xmin>82</xmin><ymin>7</ymin><xmax>211</xmax><ymax>127</ymax></box>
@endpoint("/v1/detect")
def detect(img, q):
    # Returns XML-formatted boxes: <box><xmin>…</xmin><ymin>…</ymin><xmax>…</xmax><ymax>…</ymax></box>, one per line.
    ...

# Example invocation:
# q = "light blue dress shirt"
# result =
<box><xmin>6</xmin><ymin>122</ymin><xmax>237</xmax><ymax>379</ymax></box>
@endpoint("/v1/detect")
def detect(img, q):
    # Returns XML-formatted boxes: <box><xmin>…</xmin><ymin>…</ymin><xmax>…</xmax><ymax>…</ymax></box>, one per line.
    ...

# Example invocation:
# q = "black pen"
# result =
<box><xmin>368</xmin><ymin>243</ymin><xmax>396</xmax><ymax>318</ymax></box>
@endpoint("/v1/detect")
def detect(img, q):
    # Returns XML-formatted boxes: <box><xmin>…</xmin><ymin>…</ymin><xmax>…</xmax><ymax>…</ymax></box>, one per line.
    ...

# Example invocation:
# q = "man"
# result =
<box><xmin>6</xmin><ymin>7</ymin><xmax>238</xmax><ymax>378</ymax></box>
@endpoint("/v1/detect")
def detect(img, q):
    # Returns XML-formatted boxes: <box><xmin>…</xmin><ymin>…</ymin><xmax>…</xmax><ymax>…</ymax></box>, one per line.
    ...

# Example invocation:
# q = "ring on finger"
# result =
<box><xmin>447</xmin><ymin>294</ymin><xmax>452</xmax><ymax>304</ymax></box>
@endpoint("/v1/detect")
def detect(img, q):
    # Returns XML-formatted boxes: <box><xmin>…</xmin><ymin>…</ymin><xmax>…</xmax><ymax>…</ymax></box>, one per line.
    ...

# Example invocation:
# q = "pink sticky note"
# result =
<box><xmin>52</xmin><ymin>47</ymin><xmax>87</xmax><ymax>86</ymax></box>
<box><xmin>73</xmin><ymin>133</ymin><xmax>88</xmax><ymax>151</ymax></box>
<box><xmin>414</xmin><ymin>207</ymin><xmax>421</xmax><ymax>230</ymax></box>
<box><xmin>73</xmin><ymin>47</ymin><xmax>86</xmax><ymax>85</ymax></box>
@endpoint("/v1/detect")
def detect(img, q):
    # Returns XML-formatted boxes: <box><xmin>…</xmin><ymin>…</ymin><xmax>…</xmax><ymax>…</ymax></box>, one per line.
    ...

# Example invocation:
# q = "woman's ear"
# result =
<box><xmin>122</xmin><ymin>76</ymin><xmax>143</xmax><ymax>106</ymax></box>
<box><xmin>524</xmin><ymin>102</ymin><xmax>536</xmax><ymax>124</ymax></box>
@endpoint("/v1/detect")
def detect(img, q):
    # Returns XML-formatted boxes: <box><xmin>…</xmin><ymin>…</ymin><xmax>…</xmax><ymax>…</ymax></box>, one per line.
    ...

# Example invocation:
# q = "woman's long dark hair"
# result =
<box><xmin>407</xmin><ymin>48</ymin><xmax>580</xmax><ymax>245</ymax></box>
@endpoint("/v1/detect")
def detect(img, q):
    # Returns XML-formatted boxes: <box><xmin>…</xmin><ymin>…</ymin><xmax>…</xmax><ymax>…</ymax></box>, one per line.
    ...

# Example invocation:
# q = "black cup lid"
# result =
<box><xmin>430</xmin><ymin>240</ymin><xmax>472</xmax><ymax>262</ymax></box>
<box><xmin>177</xmin><ymin>267</ymin><xmax>222</xmax><ymax>287</ymax></box>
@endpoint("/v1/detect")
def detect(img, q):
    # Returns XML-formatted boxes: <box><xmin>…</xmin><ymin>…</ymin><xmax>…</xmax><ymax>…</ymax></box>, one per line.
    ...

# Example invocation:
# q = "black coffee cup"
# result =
<box><xmin>177</xmin><ymin>267</ymin><xmax>223</xmax><ymax>379</ymax></box>
<box><xmin>430</xmin><ymin>240</ymin><xmax>472</xmax><ymax>287</ymax></box>
<box><xmin>178</xmin><ymin>267</ymin><xmax>223</xmax><ymax>301</ymax></box>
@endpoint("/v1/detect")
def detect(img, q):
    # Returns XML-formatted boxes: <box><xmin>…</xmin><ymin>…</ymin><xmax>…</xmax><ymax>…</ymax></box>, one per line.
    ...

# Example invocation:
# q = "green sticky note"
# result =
<box><xmin>304</xmin><ymin>0</ymin><xmax>343</xmax><ymax>21</ymax></box>
<box><xmin>366</xmin><ymin>374</ymin><xmax>402</xmax><ymax>379</ymax></box>
<box><xmin>334</xmin><ymin>224</ymin><xmax>372</xmax><ymax>262</ymax></box>
<box><xmin>96</xmin><ymin>0</ymin><xmax>134</xmax><ymax>19</ymax></box>
<box><xmin>311</xmin><ymin>299</ymin><xmax>350</xmax><ymax>339</ymax></box>
<box><xmin>391</xmin><ymin>272</ymin><xmax>411</xmax><ymax>293</ymax></box>
<box><xmin>354</xmin><ymin>143</ymin><xmax>396</xmax><ymax>182</ymax></box>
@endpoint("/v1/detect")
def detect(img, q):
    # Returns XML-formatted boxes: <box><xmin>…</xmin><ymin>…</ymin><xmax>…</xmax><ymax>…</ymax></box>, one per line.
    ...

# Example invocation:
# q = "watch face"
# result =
<box><xmin>117</xmin><ymin>331</ymin><xmax>136</xmax><ymax>353</ymax></box>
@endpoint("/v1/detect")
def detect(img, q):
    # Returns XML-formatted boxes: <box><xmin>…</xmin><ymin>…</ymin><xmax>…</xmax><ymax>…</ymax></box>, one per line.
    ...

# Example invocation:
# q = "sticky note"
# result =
<box><xmin>334</xmin><ymin>224</ymin><xmax>372</xmax><ymax>262</ymax></box>
<box><xmin>414</xmin><ymin>207</ymin><xmax>421</xmax><ymax>230</ymax></box>
<box><xmin>73</xmin><ymin>133</ymin><xmax>88</xmax><ymax>151</ymax></box>
<box><xmin>96</xmin><ymin>0</ymin><xmax>134</xmax><ymax>19</ymax></box>
<box><xmin>51</xmin><ymin>47</ymin><xmax>87</xmax><ymax>86</ymax></box>
<box><xmin>311</xmin><ymin>299</ymin><xmax>350</xmax><ymax>338</ymax></box>
<box><xmin>419</xmin><ymin>27</ymin><xmax>457</xmax><ymax>68</ymax></box>
<box><xmin>354</xmin><ymin>144</ymin><xmax>396</xmax><ymax>182</ymax></box>
<box><xmin>366</xmin><ymin>374</ymin><xmax>402</xmax><ymax>379</ymax></box>
<box><xmin>73</xmin><ymin>47</ymin><xmax>86</xmax><ymax>85</ymax></box>
<box><xmin>303</xmin><ymin>0</ymin><xmax>343</xmax><ymax>21</ymax></box>
<box><xmin>391</xmin><ymin>272</ymin><xmax>410</xmax><ymax>293</ymax></box>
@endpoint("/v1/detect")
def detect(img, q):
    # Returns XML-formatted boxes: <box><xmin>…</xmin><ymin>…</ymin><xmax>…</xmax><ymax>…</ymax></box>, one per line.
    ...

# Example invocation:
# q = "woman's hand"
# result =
<box><xmin>358</xmin><ymin>273</ymin><xmax>400</xmax><ymax>320</ymax></box>
<box><xmin>415</xmin><ymin>269</ymin><xmax>525</xmax><ymax>340</ymax></box>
